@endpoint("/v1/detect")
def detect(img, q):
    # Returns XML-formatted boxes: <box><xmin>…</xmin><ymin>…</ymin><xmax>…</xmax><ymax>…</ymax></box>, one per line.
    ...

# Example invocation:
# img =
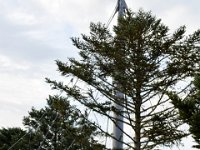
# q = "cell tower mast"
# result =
<box><xmin>113</xmin><ymin>0</ymin><xmax>128</xmax><ymax>149</ymax></box>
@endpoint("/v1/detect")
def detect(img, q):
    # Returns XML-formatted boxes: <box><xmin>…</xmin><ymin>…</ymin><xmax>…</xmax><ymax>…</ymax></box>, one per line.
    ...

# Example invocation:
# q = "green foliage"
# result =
<box><xmin>47</xmin><ymin>10</ymin><xmax>200</xmax><ymax>149</ymax></box>
<box><xmin>0</xmin><ymin>127</ymin><xmax>41</xmax><ymax>150</ymax></box>
<box><xmin>0</xmin><ymin>127</ymin><xmax>25</xmax><ymax>150</ymax></box>
<box><xmin>0</xmin><ymin>96</ymin><xmax>105</xmax><ymax>150</ymax></box>
<box><xmin>23</xmin><ymin>95</ymin><xmax>105</xmax><ymax>150</ymax></box>
<box><xmin>170</xmin><ymin>76</ymin><xmax>200</xmax><ymax>148</ymax></box>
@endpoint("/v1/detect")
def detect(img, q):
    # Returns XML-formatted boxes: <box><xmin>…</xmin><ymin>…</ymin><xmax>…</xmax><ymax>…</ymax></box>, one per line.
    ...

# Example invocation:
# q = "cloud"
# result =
<box><xmin>0</xmin><ymin>0</ymin><xmax>78</xmax><ymax>64</ymax></box>
<box><xmin>1</xmin><ymin>0</ymin><xmax>198</xmax><ymax>66</ymax></box>
<box><xmin>0</xmin><ymin>71</ymin><xmax>50</xmax><ymax>127</ymax></box>
<box><xmin>0</xmin><ymin>1</ymin><xmax>199</xmax><ymax>149</ymax></box>
<box><xmin>0</xmin><ymin>54</ymin><xmax>30</xmax><ymax>77</ymax></box>
<box><xmin>129</xmin><ymin>0</ymin><xmax>200</xmax><ymax>33</ymax></box>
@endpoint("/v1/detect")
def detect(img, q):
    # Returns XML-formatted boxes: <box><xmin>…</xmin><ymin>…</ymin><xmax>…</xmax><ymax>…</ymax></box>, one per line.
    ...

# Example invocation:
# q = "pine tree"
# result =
<box><xmin>0</xmin><ymin>96</ymin><xmax>105</xmax><ymax>150</ymax></box>
<box><xmin>23</xmin><ymin>95</ymin><xmax>105</xmax><ymax>150</ymax></box>
<box><xmin>47</xmin><ymin>10</ymin><xmax>200</xmax><ymax>149</ymax></box>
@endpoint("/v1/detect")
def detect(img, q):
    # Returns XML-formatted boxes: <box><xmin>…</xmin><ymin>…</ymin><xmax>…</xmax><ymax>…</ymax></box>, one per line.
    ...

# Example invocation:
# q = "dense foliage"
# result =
<box><xmin>0</xmin><ymin>96</ymin><xmax>105</xmax><ymax>150</ymax></box>
<box><xmin>23</xmin><ymin>95</ymin><xmax>105</xmax><ymax>150</ymax></box>
<box><xmin>0</xmin><ymin>128</ymin><xmax>27</xmax><ymax>150</ymax></box>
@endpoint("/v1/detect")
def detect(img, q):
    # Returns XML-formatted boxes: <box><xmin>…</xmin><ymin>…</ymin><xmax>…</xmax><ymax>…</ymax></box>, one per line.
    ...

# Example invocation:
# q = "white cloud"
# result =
<box><xmin>7</xmin><ymin>11</ymin><xmax>39</xmax><ymax>26</ymax></box>
<box><xmin>0</xmin><ymin>72</ymin><xmax>50</xmax><ymax>127</ymax></box>
<box><xmin>0</xmin><ymin>54</ymin><xmax>30</xmax><ymax>71</ymax></box>
<box><xmin>127</xmin><ymin>0</ymin><xmax>200</xmax><ymax>32</ymax></box>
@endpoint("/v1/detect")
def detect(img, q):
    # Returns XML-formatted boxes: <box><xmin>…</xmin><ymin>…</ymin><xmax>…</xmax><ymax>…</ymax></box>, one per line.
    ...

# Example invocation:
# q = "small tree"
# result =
<box><xmin>0</xmin><ymin>96</ymin><xmax>105</xmax><ymax>150</ymax></box>
<box><xmin>47</xmin><ymin>10</ymin><xmax>200</xmax><ymax>149</ymax></box>
<box><xmin>169</xmin><ymin>75</ymin><xmax>200</xmax><ymax>148</ymax></box>
<box><xmin>23</xmin><ymin>95</ymin><xmax>105</xmax><ymax>150</ymax></box>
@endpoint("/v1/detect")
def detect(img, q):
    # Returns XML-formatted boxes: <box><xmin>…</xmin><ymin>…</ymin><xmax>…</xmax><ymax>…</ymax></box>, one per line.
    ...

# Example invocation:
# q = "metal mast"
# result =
<box><xmin>113</xmin><ymin>0</ymin><xmax>128</xmax><ymax>149</ymax></box>
<box><xmin>117</xmin><ymin>0</ymin><xmax>128</xmax><ymax>17</ymax></box>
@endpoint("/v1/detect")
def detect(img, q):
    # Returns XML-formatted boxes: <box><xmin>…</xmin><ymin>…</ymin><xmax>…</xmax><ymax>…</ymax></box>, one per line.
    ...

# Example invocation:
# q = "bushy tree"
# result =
<box><xmin>23</xmin><ymin>95</ymin><xmax>105</xmax><ymax>150</ymax></box>
<box><xmin>169</xmin><ymin>75</ymin><xmax>200</xmax><ymax>148</ymax></box>
<box><xmin>47</xmin><ymin>10</ymin><xmax>200</xmax><ymax>149</ymax></box>
<box><xmin>0</xmin><ymin>96</ymin><xmax>105</xmax><ymax>150</ymax></box>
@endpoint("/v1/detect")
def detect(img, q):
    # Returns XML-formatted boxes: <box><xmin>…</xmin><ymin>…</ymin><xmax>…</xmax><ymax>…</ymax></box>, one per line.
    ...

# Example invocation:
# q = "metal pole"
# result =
<box><xmin>113</xmin><ymin>0</ymin><xmax>127</xmax><ymax>149</ymax></box>
<box><xmin>113</xmin><ymin>91</ymin><xmax>124</xmax><ymax>149</ymax></box>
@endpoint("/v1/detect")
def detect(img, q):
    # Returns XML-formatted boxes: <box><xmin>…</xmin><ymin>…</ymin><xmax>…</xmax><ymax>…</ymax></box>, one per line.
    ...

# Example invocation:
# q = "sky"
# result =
<box><xmin>0</xmin><ymin>0</ymin><xmax>199</xmax><ymax>149</ymax></box>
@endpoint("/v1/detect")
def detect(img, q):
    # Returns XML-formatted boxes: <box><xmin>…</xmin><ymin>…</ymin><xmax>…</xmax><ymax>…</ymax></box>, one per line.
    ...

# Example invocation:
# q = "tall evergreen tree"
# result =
<box><xmin>47</xmin><ymin>10</ymin><xmax>200</xmax><ymax>149</ymax></box>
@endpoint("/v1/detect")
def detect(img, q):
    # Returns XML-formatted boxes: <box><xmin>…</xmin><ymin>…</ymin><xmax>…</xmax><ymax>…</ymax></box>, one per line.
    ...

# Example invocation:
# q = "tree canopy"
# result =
<box><xmin>0</xmin><ymin>95</ymin><xmax>105</xmax><ymax>150</ymax></box>
<box><xmin>47</xmin><ymin>10</ymin><xmax>200</xmax><ymax>149</ymax></box>
<box><xmin>23</xmin><ymin>95</ymin><xmax>105</xmax><ymax>150</ymax></box>
<box><xmin>0</xmin><ymin>127</ymin><xmax>27</xmax><ymax>150</ymax></box>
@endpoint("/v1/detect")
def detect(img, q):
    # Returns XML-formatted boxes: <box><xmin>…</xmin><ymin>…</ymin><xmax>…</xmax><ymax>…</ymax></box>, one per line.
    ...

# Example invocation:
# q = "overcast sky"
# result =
<box><xmin>0</xmin><ymin>0</ymin><xmax>199</xmax><ymax>149</ymax></box>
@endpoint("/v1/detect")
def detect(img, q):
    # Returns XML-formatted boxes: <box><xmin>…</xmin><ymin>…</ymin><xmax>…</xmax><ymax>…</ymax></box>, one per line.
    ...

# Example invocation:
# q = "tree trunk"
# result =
<box><xmin>134</xmin><ymin>91</ymin><xmax>142</xmax><ymax>150</ymax></box>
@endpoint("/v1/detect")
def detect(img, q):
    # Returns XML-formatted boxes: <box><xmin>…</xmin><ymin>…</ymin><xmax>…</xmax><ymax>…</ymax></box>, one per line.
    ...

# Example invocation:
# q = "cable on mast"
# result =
<box><xmin>106</xmin><ymin>0</ymin><xmax>128</xmax><ymax>28</ymax></box>
<box><xmin>106</xmin><ymin>3</ymin><xmax>118</xmax><ymax>28</ymax></box>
